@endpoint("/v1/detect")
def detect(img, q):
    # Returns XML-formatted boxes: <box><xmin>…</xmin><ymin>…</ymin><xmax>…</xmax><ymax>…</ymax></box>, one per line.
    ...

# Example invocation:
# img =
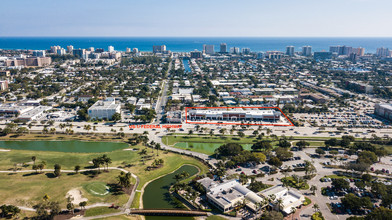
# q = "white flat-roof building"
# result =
<box><xmin>375</xmin><ymin>103</ymin><xmax>392</xmax><ymax>121</ymax></box>
<box><xmin>18</xmin><ymin>106</ymin><xmax>52</xmax><ymax>121</ymax></box>
<box><xmin>188</xmin><ymin>109</ymin><xmax>281</xmax><ymax>121</ymax></box>
<box><xmin>0</xmin><ymin>104</ymin><xmax>34</xmax><ymax>115</ymax></box>
<box><xmin>198</xmin><ymin>178</ymin><xmax>265</xmax><ymax>213</ymax></box>
<box><xmin>88</xmin><ymin>98</ymin><xmax>121</xmax><ymax>120</ymax></box>
<box><xmin>259</xmin><ymin>185</ymin><xmax>305</xmax><ymax>214</ymax></box>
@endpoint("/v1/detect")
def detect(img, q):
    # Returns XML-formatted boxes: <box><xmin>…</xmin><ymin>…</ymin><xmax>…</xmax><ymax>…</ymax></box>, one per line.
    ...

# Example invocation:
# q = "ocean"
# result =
<box><xmin>0</xmin><ymin>37</ymin><xmax>392</xmax><ymax>53</ymax></box>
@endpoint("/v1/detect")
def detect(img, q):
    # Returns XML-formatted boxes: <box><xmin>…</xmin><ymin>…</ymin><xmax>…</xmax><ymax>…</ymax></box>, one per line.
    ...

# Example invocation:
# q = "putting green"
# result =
<box><xmin>83</xmin><ymin>182</ymin><xmax>110</xmax><ymax>196</ymax></box>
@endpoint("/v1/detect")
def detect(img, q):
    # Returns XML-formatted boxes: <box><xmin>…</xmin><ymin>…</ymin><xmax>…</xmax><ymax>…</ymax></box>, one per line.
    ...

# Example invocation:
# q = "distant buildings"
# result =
<box><xmin>231</xmin><ymin>47</ymin><xmax>240</xmax><ymax>54</ymax></box>
<box><xmin>346</xmin><ymin>81</ymin><xmax>373</xmax><ymax>93</ymax></box>
<box><xmin>153</xmin><ymin>45</ymin><xmax>166</xmax><ymax>53</ymax></box>
<box><xmin>354</xmin><ymin>47</ymin><xmax>365</xmax><ymax>56</ymax></box>
<box><xmin>302</xmin><ymin>46</ymin><xmax>312</xmax><ymax>56</ymax></box>
<box><xmin>220</xmin><ymin>43</ymin><xmax>227</xmax><ymax>53</ymax></box>
<box><xmin>375</xmin><ymin>103</ymin><xmax>392</xmax><ymax>121</ymax></box>
<box><xmin>242</xmin><ymin>48</ymin><xmax>251</xmax><ymax>54</ymax></box>
<box><xmin>190</xmin><ymin>50</ymin><xmax>203</xmax><ymax>59</ymax></box>
<box><xmin>5</xmin><ymin>56</ymin><xmax>52</xmax><ymax>67</ymax></box>
<box><xmin>314</xmin><ymin>52</ymin><xmax>333</xmax><ymax>61</ymax></box>
<box><xmin>33</xmin><ymin>50</ymin><xmax>46</xmax><ymax>57</ymax></box>
<box><xmin>376</xmin><ymin>47</ymin><xmax>391</xmax><ymax>57</ymax></box>
<box><xmin>50</xmin><ymin>46</ymin><xmax>61</xmax><ymax>53</ymax></box>
<box><xmin>286</xmin><ymin>46</ymin><xmax>295</xmax><ymax>56</ymax></box>
<box><xmin>67</xmin><ymin>45</ymin><xmax>74</xmax><ymax>53</ymax></box>
<box><xmin>0</xmin><ymin>80</ymin><xmax>8</xmax><ymax>91</ymax></box>
<box><xmin>108</xmin><ymin>46</ymin><xmax>114</xmax><ymax>52</ymax></box>
<box><xmin>329</xmin><ymin>45</ymin><xmax>353</xmax><ymax>56</ymax></box>
<box><xmin>266</xmin><ymin>51</ymin><xmax>284</xmax><ymax>60</ymax></box>
<box><xmin>87</xmin><ymin>98</ymin><xmax>121</xmax><ymax>120</ymax></box>
<box><xmin>203</xmin><ymin>45</ymin><xmax>215</xmax><ymax>55</ymax></box>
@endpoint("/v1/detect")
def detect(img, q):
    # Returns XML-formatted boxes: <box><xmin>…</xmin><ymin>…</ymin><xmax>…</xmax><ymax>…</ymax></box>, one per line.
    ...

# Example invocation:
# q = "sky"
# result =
<box><xmin>0</xmin><ymin>0</ymin><xmax>392</xmax><ymax>37</ymax></box>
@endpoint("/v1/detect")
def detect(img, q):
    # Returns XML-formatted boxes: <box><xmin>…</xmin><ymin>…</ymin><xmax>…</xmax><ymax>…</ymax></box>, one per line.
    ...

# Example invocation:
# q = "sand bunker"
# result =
<box><xmin>66</xmin><ymin>188</ymin><xmax>88</xmax><ymax>205</ymax></box>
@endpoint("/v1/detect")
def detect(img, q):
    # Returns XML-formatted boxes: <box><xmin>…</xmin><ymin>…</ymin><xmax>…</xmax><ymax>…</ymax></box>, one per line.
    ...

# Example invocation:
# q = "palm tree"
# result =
<box><xmin>43</xmin><ymin>194</ymin><xmax>50</xmax><ymax>202</ymax></box>
<box><xmin>155</xmin><ymin>143</ymin><xmax>161</xmax><ymax>156</ymax></box>
<box><xmin>312</xmin><ymin>203</ymin><xmax>320</xmax><ymax>213</ymax></box>
<box><xmin>74</xmin><ymin>165</ymin><xmax>81</xmax><ymax>174</ymax></box>
<box><xmin>310</xmin><ymin>185</ymin><xmax>317</xmax><ymax>195</ymax></box>
<box><xmin>27</xmin><ymin>123</ymin><xmax>33</xmax><ymax>134</ymax></box>
<box><xmin>276</xmin><ymin>198</ymin><xmax>283</xmax><ymax>211</ymax></box>
<box><xmin>291</xmin><ymin>207</ymin><xmax>297</xmax><ymax>220</ymax></box>
<box><xmin>50</xmin><ymin>128</ymin><xmax>56</xmax><ymax>134</ymax></box>
<box><xmin>79</xmin><ymin>201</ymin><xmax>87</xmax><ymax>210</ymax></box>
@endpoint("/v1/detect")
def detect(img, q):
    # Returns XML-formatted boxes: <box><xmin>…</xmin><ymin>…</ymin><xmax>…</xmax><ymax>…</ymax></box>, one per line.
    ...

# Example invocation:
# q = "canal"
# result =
<box><xmin>182</xmin><ymin>58</ymin><xmax>191</xmax><ymax>72</ymax></box>
<box><xmin>143</xmin><ymin>164</ymin><xmax>199</xmax><ymax>220</ymax></box>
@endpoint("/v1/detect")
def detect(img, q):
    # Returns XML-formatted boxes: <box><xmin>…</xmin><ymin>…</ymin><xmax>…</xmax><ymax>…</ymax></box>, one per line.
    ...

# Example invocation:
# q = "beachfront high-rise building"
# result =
<box><xmin>242</xmin><ymin>48</ymin><xmax>251</xmax><ymax>54</ymax></box>
<box><xmin>126</xmin><ymin>48</ymin><xmax>131</xmax><ymax>53</ymax></box>
<box><xmin>286</xmin><ymin>46</ymin><xmax>295</xmax><ymax>56</ymax></box>
<box><xmin>67</xmin><ymin>45</ymin><xmax>74</xmax><ymax>53</ymax></box>
<box><xmin>33</xmin><ymin>50</ymin><xmax>46</xmax><ymax>57</ymax></box>
<box><xmin>353</xmin><ymin>47</ymin><xmax>365</xmax><ymax>56</ymax></box>
<box><xmin>231</xmin><ymin>47</ymin><xmax>240</xmax><ymax>54</ymax></box>
<box><xmin>108</xmin><ymin>46</ymin><xmax>114</xmax><ymax>52</ymax></box>
<box><xmin>73</xmin><ymin>49</ymin><xmax>86</xmax><ymax>58</ymax></box>
<box><xmin>153</xmin><ymin>45</ymin><xmax>166</xmax><ymax>53</ymax></box>
<box><xmin>302</xmin><ymin>46</ymin><xmax>312</xmax><ymax>56</ymax></box>
<box><xmin>220</xmin><ymin>43</ymin><xmax>227</xmax><ymax>53</ymax></box>
<box><xmin>50</xmin><ymin>46</ymin><xmax>61</xmax><ymax>53</ymax></box>
<box><xmin>203</xmin><ymin>45</ymin><xmax>215</xmax><ymax>55</ymax></box>
<box><xmin>133</xmin><ymin>48</ymin><xmax>139</xmax><ymax>53</ymax></box>
<box><xmin>190</xmin><ymin>50</ymin><xmax>203</xmax><ymax>59</ymax></box>
<box><xmin>329</xmin><ymin>45</ymin><xmax>353</xmax><ymax>56</ymax></box>
<box><xmin>57</xmin><ymin>48</ymin><xmax>66</xmax><ymax>55</ymax></box>
<box><xmin>376</xmin><ymin>47</ymin><xmax>390</xmax><ymax>57</ymax></box>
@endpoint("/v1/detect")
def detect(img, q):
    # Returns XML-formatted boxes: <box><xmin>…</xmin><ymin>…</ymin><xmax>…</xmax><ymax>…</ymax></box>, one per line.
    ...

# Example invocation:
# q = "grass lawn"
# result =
<box><xmin>95</xmin><ymin>215</ymin><xmax>141</xmax><ymax>220</ymax></box>
<box><xmin>162</xmin><ymin>134</ymin><xmax>260</xmax><ymax>145</ymax></box>
<box><xmin>0</xmin><ymin>133</ymin><xmax>130</xmax><ymax>143</ymax></box>
<box><xmin>323</xmin><ymin>174</ymin><xmax>353</xmax><ymax>179</ymax></box>
<box><xmin>0</xmin><ymin>170</ymin><xmax>129</xmax><ymax>208</ymax></box>
<box><xmin>207</xmin><ymin>216</ymin><xmax>228</xmax><ymax>220</ymax></box>
<box><xmin>84</xmin><ymin>207</ymin><xmax>121</xmax><ymax>217</ymax></box>
<box><xmin>132</xmin><ymin>151</ymin><xmax>209</xmax><ymax>190</ymax></box>
<box><xmin>303</xmin><ymin>197</ymin><xmax>312</xmax><ymax>206</ymax></box>
<box><xmin>131</xmin><ymin>191</ymin><xmax>141</xmax><ymax>208</ymax></box>
<box><xmin>281</xmin><ymin>177</ymin><xmax>309</xmax><ymax>190</ymax></box>
<box><xmin>0</xmin><ymin>143</ymin><xmax>208</xmax><ymax>210</ymax></box>
<box><xmin>293</xmin><ymin>141</ymin><xmax>325</xmax><ymax>147</ymax></box>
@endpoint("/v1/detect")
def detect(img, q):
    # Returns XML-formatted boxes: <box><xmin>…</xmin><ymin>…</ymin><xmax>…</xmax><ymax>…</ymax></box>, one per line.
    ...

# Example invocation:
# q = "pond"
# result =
<box><xmin>0</xmin><ymin>140</ymin><xmax>128</xmax><ymax>153</ymax></box>
<box><xmin>143</xmin><ymin>165</ymin><xmax>199</xmax><ymax>220</ymax></box>
<box><xmin>174</xmin><ymin>142</ymin><xmax>253</xmax><ymax>155</ymax></box>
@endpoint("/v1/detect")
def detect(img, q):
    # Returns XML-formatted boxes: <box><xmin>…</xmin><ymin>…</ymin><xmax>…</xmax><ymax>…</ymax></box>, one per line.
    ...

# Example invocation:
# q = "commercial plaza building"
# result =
<box><xmin>88</xmin><ymin>98</ymin><xmax>121</xmax><ymax>120</ymax></box>
<box><xmin>198</xmin><ymin>178</ymin><xmax>264</xmax><ymax>212</ymax></box>
<box><xmin>375</xmin><ymin>103</ymin><xmax>392</xmax><ymax>121</ymax></box>
<box><xmin>260</xmin><ymin>185</ymin><xmax>305</xmax><ymax>214</ymax></box>
<box><xmin>187</xmin><ymin>109</ymin><xmax>281</xmax><ymax>121</ymax></box>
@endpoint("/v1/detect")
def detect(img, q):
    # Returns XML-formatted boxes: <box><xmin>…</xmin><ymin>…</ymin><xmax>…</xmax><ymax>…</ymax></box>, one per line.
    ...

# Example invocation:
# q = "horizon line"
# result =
<box><xmin>2</xmin><ymin>36</ymin><xmax>392</xmax><ymax>38</ymax></box>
